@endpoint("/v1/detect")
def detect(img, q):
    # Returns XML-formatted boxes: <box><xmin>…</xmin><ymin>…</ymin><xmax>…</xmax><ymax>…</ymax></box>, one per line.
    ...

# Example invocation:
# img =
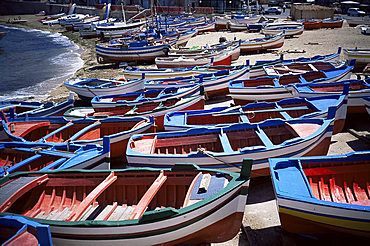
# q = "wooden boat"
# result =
<box><xmin>91</xmin><ymin>84</ymin><xmax>202</xmax><ymax>108</ymax></box>
<box><xmin>240</xmin><ymin>32</ymin><xmax>284</xmax><ymax>53</ymax></box>
<box><xmin>292</xmin><ymin>78</ymin><xmax>370</xmax><ymax>114</ymax></box>
<box><xmin>0</xmin><ymin>116</ymin><xmax>154</xmax><ymax>159</ymax></box>
<box><xmin>168</xmin><ymin>40</ymin><xmax>240</xmax><ymax>62</ymax></box>
<box><xmin>321</xmin><ymin>18</ymin><xmax>344</xmax><ymax>28</ymax></box>
<box><xmin>0</xmin><ymin>215</ymin><xmax>53</xmax><ymax>246</ymax></box>
<box><xmin>229</xmin><ymin>23</ymin><xmax>249</xmax><ymax>32</ymax></box>
<box><xmin>127</xmin><ymin>112</ymin><xmax>335</xmax><ymax>176</ymax></box>
<box><xmin>262</xmin><ymin>24</ymin><xmax>304</xmax><ymax>37</ymax></box>
<box><xmin>0</xmin><ymin>162</ymin><xmax>252</xmax><ymax>245</ymax></box>
<box><xmin>342</xmin><ymin>48</ymin><xmax>370</xmax><ymax>72</ymax></box>
<box><xmin>269</xmin><ymin>151</ymin><xmax>370</xmax><ymax>237</ymax></box>
<box><xmin>249</xmin><ymin>47</ymin><xmax>342</xmax><ymax>79</ymax></box>
<box><xmin>215</xmin><ymin>15</ymin><xmax>261</xmax><ymax>30</ymax></box>
<box><xmin>303</xmin><ymin>19</ymin><xmax>322</xmax><ymax>30</ymax></box>
<box><xmin>228</xmin><ymin>60</ymin><xmax>354</xmax><ymax>104</ymax></box>
<box><xmin>95</xmin><ymin>39</ymin><xmax>175</xmax><ymax>64</ymax></box>
<box><xmin>1</xmin><ymin>93</ymin><xmax>74</xmax><ymax>118</ymax></box>
<box><xmin>155</xmin><ymin>48</ymin><xmax>234</xmax><ymax>68</ymax></box>
<box><xmin>145</xmin><ymin>65</ymin><xmax>250</xmax><ymax>97</ymax></box>
<box><xmin>0</xmin><ymin>140</ymin><xmax>109</xmax><ymax>177</ymax></box>
<box><xmin>64</xmin><ymin>78</ymin><xmax>144</xmax><ymax>101</ymax></box>
<box><xmin>63</xmin><ymin>95</ymin><xmax>205</xmax><ymax>131</ymax></box>
<box><xmin>164</xmin><ymin>94</ymin><xmax>347</xmax><ymax>134</ymax></box>
<box><xmin>263</xmin><ymin>60</ymin><xmax>343</xmax><ymax>77</ymax></box>
<box><xmin>95</xmin><ymin>20</ymin><xmax>146</xmax><ymax>38</ymax></box>
<box><xmin>195</xmin><ymin>21</ymin><xmax>215</xmax><ymax>32</ymax></box>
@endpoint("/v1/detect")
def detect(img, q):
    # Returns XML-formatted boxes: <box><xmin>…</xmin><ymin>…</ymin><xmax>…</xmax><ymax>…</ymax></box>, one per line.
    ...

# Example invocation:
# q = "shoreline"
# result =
<box><xmin>1</xmin><ymin>14</ymin><xmax>369</xmax><ymax>103</ymax></box>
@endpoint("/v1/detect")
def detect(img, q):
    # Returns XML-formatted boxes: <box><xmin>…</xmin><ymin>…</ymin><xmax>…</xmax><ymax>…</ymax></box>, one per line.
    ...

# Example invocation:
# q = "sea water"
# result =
<box><xmin>0</xmin><ymin>24</ymin><xmax>84</xmax><ymax>101</ymax></box>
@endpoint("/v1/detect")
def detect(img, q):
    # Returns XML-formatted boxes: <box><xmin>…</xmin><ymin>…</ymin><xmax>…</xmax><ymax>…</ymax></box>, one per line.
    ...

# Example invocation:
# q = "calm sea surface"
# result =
<box><xmin>0</xmin><ymin>24</ymin><xmax>84</xmax><ymax>101</ymax></box>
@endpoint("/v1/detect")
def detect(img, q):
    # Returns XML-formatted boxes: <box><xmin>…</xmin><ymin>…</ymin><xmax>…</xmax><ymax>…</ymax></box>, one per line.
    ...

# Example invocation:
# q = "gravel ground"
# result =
<box><xmin>1</xmin><ymin>13</ymin><xmax>369</xmax><ymax>246</ymax></box>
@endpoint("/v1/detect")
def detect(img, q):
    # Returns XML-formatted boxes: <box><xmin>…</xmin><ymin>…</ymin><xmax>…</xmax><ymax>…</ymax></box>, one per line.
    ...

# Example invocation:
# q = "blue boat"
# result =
<box><xmin>0</xmin><ymin>139</ymin><xmax>110</xmax><ymax>177</ymax></box>
<box><xmin>1</xmin><ymin>93</ymin><xmax>74</xmax><ymax>118</ymax></box>
<box><xmin>0</xmin><ymin>115</ymin><xmax>154</xmax><ymax>159</ymax></box>
<box><xmin>229</xmin><ymin>60</ymin><xmax>355</xmax><ymax>104</ymax></box>
<box><xmin>91</xmin><ymin>84</ymin><xmax>202</xmax><ymax>108</ymax></box>
<box><xmin>164</xmin><ymin>93</ymin><xmax>347</xmax><ymax>134</ymax></box>
<box><xmin>0</xmin><ymin>215</ymin><xmax>53</xmax><ymax>245</ymax></box>
<box><xmin>269</xmin><ymin>151</ymin><xmax>370</xmax><ymax>237</ymax></box>
<box><xmin>127</xmin><ymin>108</ymin><xmax>336</xmax><ymax>177</ymax></box>
<box><xmin>292</xmin><ymin>78</ymin><xmax>370</xmax><ymax>114</ymax></box>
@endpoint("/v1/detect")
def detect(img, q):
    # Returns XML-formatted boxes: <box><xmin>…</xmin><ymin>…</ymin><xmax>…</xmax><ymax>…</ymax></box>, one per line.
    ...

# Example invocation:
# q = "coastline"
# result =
<box><xmin>1</xmin><ymin>14</ymin><xmax>368</xmax><ymax>103</ymax></box>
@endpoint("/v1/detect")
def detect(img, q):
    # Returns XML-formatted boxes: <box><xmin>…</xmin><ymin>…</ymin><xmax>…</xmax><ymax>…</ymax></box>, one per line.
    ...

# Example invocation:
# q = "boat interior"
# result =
<box><xmin>267</xmin><ymin>62</ymin><xmax>335</xmax><ymax>75</ymax></box>
<box><xmin>309</xmin><ymin>82</ymin><xmax>369</xmax><ymax>92</ymax></box>
<box><xmin>131</xmin><ymin>121</ymin><xmax>321</xmax><ymax>155</ymax></box>
<box><xmin>186</xmin><ymin>101</ymin><xmax>315</xmax><ymax>125</ymax></box>
<box><xmin>0</xmin><ymin>170</ymin><xmax>230</xmax><ymax>221</ymax></box>
<box><xmin>92</xmin><ymin>98</ymin><xmax>182</xmax><ymax>116</ymax></box>
<box><xmin>3</xmin><ymin>118</ymin><xmax>146</xmax><ymax>143</ymax></box>
<box><xmin>0</xmin><ymin>145</ymin><xmax>73</xmax><ymax>173</ymax></box>
<box><xmin>302</xmin><ymin>159</ymin><xmax>370</xmax><ymax>206</ymax></box>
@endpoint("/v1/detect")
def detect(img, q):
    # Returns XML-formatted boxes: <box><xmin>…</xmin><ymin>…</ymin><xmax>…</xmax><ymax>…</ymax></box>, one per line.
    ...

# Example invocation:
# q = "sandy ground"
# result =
<box><xmin>1</xmin><ymin>14</ymin><xmax>370</xmax><ymax>246</ymax></box>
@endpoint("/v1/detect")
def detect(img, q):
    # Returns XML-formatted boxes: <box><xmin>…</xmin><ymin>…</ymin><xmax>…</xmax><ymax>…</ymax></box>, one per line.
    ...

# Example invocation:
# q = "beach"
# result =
<box><xmin>0</xmin><ymin>13</ymin><xmax>370</xmax><ymax>245</ymax></box>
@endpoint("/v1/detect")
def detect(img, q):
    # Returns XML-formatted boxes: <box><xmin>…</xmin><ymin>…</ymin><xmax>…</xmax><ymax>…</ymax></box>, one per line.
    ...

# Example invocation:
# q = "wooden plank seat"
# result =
<box><xmin>128</xmin><ymin>170</ymin><xmax>167</xmax><ymax>220</ymax></box>
<box><xmin>353</xmin><ymin>183</ymin><xmax>370</xmax><ymax>206</ymax></box>
<box><xmin>66</xmin><ymin>171</ymin><xmax>117</xmax><ymax>221</ymax></box>
<box><xmin>329</xmin><ymin>177</ymin><xmax>347</xmax><ymax>203</ymax></box>
<box><xmin>318</xmin><ymin>178</ymin><xmax>332</xmax><ymax>201</ymax></box>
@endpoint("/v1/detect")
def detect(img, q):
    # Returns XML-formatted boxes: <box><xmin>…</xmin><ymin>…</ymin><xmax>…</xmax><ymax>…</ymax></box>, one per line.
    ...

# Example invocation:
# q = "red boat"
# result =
<box><xmin>304</xmin><ymin>19</ymin><xmax>323</xmax><ymax>30</ymax></box>
<box><xmin>321</xmin><ymin>18</ymin><xmax>344</xmax><ymax>28</ymax></box>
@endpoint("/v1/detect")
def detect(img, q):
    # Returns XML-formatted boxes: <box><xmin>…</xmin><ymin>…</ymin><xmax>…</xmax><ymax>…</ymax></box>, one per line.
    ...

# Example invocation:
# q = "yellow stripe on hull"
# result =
<box><xmin>279</xmin><ymin>207</ymin><xmax>370</xmax><ymax>237</ymax></box>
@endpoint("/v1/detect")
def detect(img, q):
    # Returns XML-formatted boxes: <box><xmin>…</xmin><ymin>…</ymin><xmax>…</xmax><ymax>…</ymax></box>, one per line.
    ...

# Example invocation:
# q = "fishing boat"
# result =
<box><xmin>263</xmin><ymin>60</ymin><xmax>343</xmax><ymax>77</ymax></box>
<box><xmin>168</xmin><ymin>40</ymin><xmax>240</xmax><ymax>61</ymax></box>
<box><xmin>321</xmin><ymin>18</ymin><xmax>344</xmax><ymax>28</ymax></box>
<box><xmin>0</xmin><ymin>161</ymin><xmax>252</xmax><ymax>245</ymax></box>
<box><xmin>64</xmin><ymin>95</ymin><xmax>205</xmax><ymax>131</ymax></box>
<box><xmin>1</xmin><ymin>93</ymin><xmax>74</xmax><ymax>118</ymax></box>
<box><xmin>303</xmin><ymin>19</ymin><xmax>323</xmax><ymax>30</ymax></box>
<box><xmin>228</xmin><ymin>60</ymin><xmax>354</xmax><ymax>104</ymax></box>
<box><xmin>249</xmin><ymin>47</ymin><xmax>342</xmax><ymax>79</ymax></box>
<box><xmin>0</xmin><ymin>116</ymin><xmax>154</xmax><ymax>159</ymax></box>
<box><xmin>164</xmin><ymin>94</ymin><xmax>347</xmax><ymax>134</ymax></box>
<box><xmin>95</xmin><ymin>39</ymin><xmax>175</xmax><ymax>64</ymax></box>
<box><xmin>0</xmin><ymin>215</ymin><xmax>53</xmax><ymax>246</ymax></box>
<box><xmin>91</xmin><ymin>84</ymin><xmax>202</xmax><ymax>108</ymax></box>
<box><xmin>127</xmin><ymin>111</ymin><xmax>335</xmax><ymax>176</ymax></box>
<box><xmin>262</xmin><ymin>23</ymin><xmax>304</xmax><ymax>37</ymax></box>
<box><xmin>292</xmin><ymin>78</ymin><xmax>370</xmax><ymax>114</ymax></box>
<box><xmin>269</xmin><ymin>151</ymin><xmax>370</xmax><ymax>237</ymax></box>
<box><xmin>155</xmin><ymin>47</ymin><xmax>234</xmax><ymax>68</ymax></box>
<box><xmin>0</xmin><ymin>139</ymin><xmax>110</xmax><ymax>177</ymax></box>
<box><xmin>215</xmin><ymin>15</ymin><xmax>261</xmax><ymax>30</ymax></box>
<box><xmin>64</xmin><ymin>78</ymin><xmax>144</xmax><ymax>101</ymax></box>
<box><xmin>195</xmin><ymin>21</ymin><xmax>215</xmax><ymax>32</ymax></box>
<box><xmin>95</xmin><ymin>20</ymin><xmax>146</xmax><ymax>39</ymax></box>
<box><xmin>342</xmin><ymin>48</ymin><xmax>370</xmax><ymax>72</ymax></box>
<box><xmin>239</xmin><ymin>32</ymin><xmax>284</xmax><ymax>53</ymax></box>
<box><xmin>145</xmin><ymin>65</ymin><xmax>250</xmax><ymax>97</ymax></box>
